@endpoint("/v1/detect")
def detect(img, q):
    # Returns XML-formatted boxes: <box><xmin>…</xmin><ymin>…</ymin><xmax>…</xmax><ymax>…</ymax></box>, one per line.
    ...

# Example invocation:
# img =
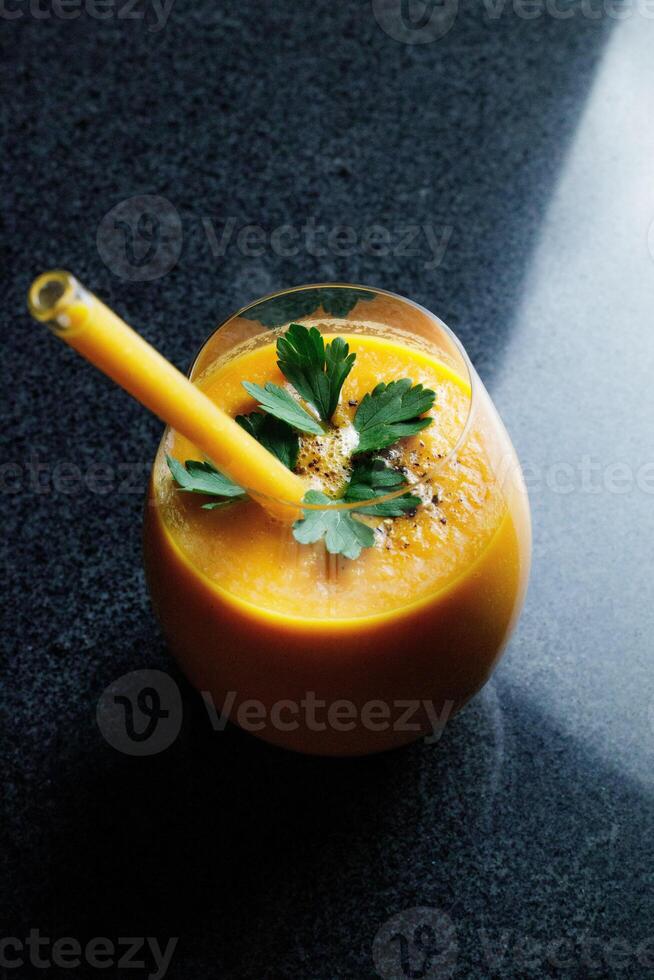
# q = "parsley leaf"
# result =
<box><xmin>292</xmin><ymin>490</ymin><xmax>375</xmax><ymax>560</ymax></box>
<box><xmin>353</xmin><ymin>379</ymin><xmax>435</xmax><ymax>454</ymax></box>
<box><xmin>276</xmin><ymin>323</ymin><xmax>356</xmax><ymax>421</ymax></box>
<box><xmin>166</xmin><ymin>455</ymin><xmax>246</xmax><ymax>509</ymax></box>
<box><xmin>241</xmin><ymin>380</ymin><xmax>324</xmax><ymax>436</ymax></box>
<box><xmin>344</xmin><ymin>457</ymin><xmax>421</xmax><ymax>517</ymax></box>
<box><xmin>235</xmin><ymin>411</ymin><xmax>299</xmax><ymax>471</ymax></box>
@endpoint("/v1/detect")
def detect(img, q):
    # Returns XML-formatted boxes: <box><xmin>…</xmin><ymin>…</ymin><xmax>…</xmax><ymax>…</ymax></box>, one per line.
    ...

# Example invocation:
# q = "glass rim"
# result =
<box><xmin>183</xmin><ymin>282</ymin><xmax>477</xmax><ymax>512</ymax></box>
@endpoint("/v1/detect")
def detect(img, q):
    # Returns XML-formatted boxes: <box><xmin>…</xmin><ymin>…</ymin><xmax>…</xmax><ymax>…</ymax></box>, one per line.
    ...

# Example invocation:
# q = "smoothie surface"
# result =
<box><xmin>153</xmin><ymin>330</ymin><xmax>509</xmax><ymax>620</ymax></box>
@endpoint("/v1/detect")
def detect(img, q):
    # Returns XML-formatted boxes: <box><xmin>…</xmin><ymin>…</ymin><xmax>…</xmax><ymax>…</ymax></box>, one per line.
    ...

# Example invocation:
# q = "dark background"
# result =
<box><xmin>3</xmin><ymin>1</ymin><xmax>654</xmax><ymax>977</ymax></box>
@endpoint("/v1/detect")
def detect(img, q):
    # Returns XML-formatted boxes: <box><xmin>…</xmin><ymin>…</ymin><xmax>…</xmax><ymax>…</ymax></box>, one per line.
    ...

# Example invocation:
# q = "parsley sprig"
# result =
<box><xmin>165</xmin><ymin>456</ymin><xmax>246</xmax><ymax>509</ymax></box>
<box><xmin>235</xmin><ymin>412</ymin><xmax>299</xmax><ymax>470</ymax></box>
<box><xmin>241</xmin><ymin>381</ymin><xmax>323</xmax><ymax>436</ymax></box>
<box><xmin>290</xmin><ymin>458</ymin><xmax>420</xmax><ymax>558</ymax></box>
<box><xmin>292</xmin><ymin>491</ymin><xmax>375</xmax><ymax>560</ymax></box>
<box><xmin>166</xmin><ymin>323</ymin><xmax>436</xmax><ymax>559</ymax></box>
<box><xmin>343</xmin><ymin>457</ymin><xmax>420</xmax><ymax>517</ymax></box>
<box><xmin>277</xmin><ymin>323</ymin><xmax>355</xmax><ymax>422</ymax></box>
<box><xmin>353</xmin><ymin>379</ymin><xmax>435</xmax><ymax>454</ymax></box>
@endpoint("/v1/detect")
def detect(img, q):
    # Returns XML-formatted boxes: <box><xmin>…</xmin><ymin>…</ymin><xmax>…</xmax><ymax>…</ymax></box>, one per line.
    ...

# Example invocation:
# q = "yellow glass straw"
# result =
<box><xmin>27</xmin><ymin>271</ymin><xmax>306</xmax><ymax>515</ymax></box>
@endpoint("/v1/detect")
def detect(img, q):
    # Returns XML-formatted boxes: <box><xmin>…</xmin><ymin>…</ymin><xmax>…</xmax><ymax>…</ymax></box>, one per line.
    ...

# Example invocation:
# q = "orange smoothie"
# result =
<box><xmin>144</xmin><ymin>317</ymin><xmax>530</xmax><ymax>755</ymax></box>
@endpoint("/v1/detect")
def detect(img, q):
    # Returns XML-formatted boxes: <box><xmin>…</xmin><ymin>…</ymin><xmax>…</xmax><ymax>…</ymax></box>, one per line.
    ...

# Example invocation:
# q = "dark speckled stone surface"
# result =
<box><xmin>3</xmin><ymin>2</ymin><xmax>654</xmax><ymax>977</ymax></box>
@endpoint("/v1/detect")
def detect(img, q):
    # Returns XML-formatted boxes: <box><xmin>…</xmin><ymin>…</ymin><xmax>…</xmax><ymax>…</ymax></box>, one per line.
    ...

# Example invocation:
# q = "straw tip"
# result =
<box><xmin>28</xmin><ymin>270</ymin><xmax>79</xmax><ymax>323</ymax></box>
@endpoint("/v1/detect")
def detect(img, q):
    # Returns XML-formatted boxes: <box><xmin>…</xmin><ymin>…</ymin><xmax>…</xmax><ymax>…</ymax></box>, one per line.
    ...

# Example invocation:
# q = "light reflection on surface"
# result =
<box><xmin>490</xmin><ymin>18</ymin><xmax>654</xmax><ymax>790</ymax></box>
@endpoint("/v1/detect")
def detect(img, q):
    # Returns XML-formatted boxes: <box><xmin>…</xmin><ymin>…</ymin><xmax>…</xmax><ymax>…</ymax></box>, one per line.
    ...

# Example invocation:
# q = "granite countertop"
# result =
<box><xmin>3</xmin><ymin>1</ymin><xmax>654</xmax><ymax>977</ymax></box>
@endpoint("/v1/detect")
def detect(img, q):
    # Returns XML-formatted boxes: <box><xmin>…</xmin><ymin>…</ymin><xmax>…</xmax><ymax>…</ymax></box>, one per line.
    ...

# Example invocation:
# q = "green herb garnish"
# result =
<box><xmin>353</xmin><ymin>379</ymin><xmax>435</xmax><ymax>454</ymax></box>
<box><xmin>167</xmin><ymin>324</ymin><xmax>438</xmax><ymax>560</ymax></box>
<box><xmin>276</xmin><ymin>323</ymin><xmax>355</xmax><ymax>422</ymax></box>
<box><xmin>236</xmin><ymin>411</ymin><xmax>299</xmax><ymax>471</ymax></box>
<box><xmin>292</xmin><ymin>490</ymin><xmax>375</xmax><ymax>560</ymax></box>
<box><xmin>165</xmin><ymin>456</ymin><xmax>246</xmax><ymax>509</ymax></box>
<box><xmin>241</xmin><ymin>380</ymin><xmax>323</xmax><ymax>436</ymax></box>
<box><xmin>343</xmin><ymin>457</ymin><xmax>421</xmax><ymax>517</ymax></box>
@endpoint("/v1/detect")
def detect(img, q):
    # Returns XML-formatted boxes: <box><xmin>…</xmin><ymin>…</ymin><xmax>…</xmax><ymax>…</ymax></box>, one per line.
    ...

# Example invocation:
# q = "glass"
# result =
<box><xmin>143</xmin><ymin>284</ymin><xmax>531</xmax><ymax>755</ymax></box>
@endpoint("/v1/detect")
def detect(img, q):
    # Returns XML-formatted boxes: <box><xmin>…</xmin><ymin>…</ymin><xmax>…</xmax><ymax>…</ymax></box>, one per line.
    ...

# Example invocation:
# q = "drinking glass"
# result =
<box><xmin>143</xmin><ymin>284</ymin><xmax>531</xmax><ymax>755</ymax></box>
